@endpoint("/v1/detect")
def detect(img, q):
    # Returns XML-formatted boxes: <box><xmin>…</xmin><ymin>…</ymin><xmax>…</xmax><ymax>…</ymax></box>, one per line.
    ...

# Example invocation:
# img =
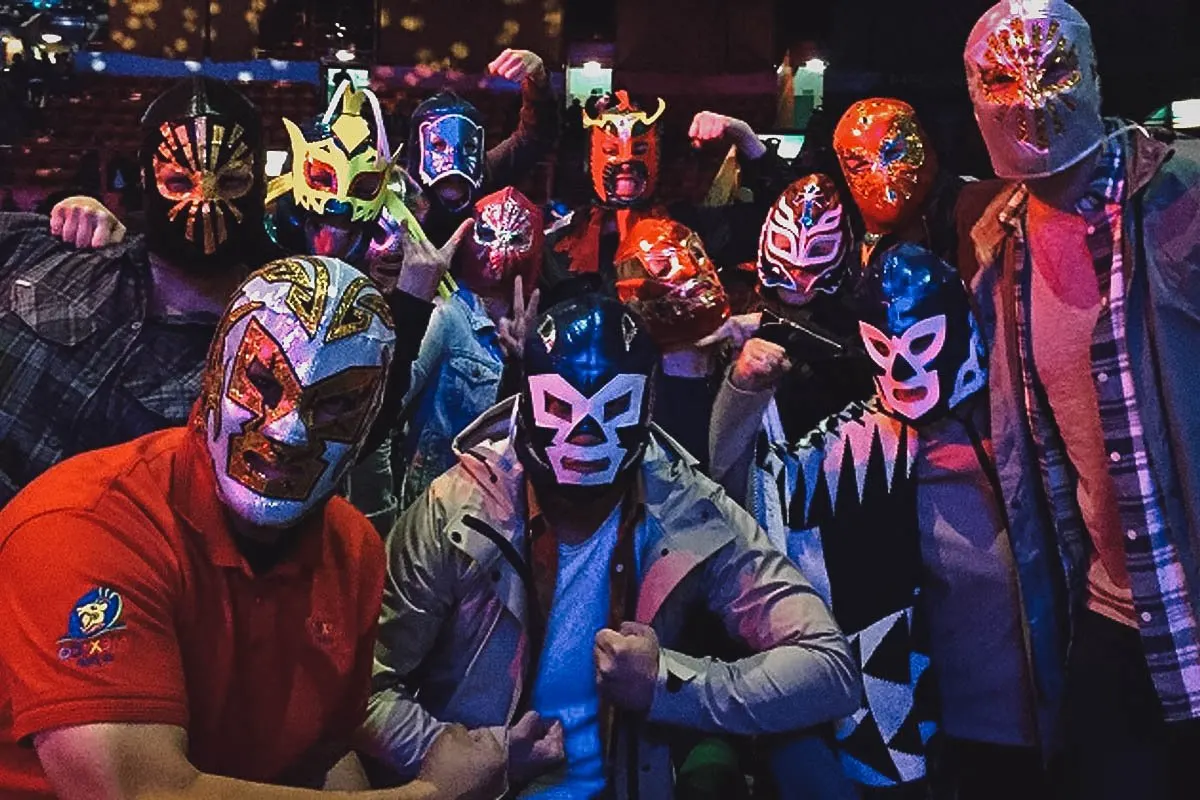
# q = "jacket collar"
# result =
<box><xmin>454</xmin><ymin>286</ymin><xmax>498</xmax><ymax>334</ymax></box>
<box><xmin>448</xmin><ymin>398</ymin><xmax>736</xmax><ymax>621</ymax></box>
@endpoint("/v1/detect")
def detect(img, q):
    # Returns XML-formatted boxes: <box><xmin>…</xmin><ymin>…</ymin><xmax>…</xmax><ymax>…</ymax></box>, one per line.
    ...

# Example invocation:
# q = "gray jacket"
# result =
<box><xmin>362</xmin><ymin>398</ymin><xmax>860</xmax><ymax>798</ymax></box>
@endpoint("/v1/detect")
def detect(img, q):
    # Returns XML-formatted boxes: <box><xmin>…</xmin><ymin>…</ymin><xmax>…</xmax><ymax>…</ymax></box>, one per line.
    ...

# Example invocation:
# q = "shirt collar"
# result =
<box><xmin>171</xmin><ymin>420</ymin><xmax>326</xmax><ymax>578</ymax></box>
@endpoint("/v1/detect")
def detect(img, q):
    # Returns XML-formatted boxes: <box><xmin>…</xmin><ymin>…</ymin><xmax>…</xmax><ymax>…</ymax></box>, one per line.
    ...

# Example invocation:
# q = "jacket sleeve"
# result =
<box><xmin>484</xmin><ymin>73</ymin><xmax>559</xmax><ymax>190</ymax></box>
<box><xmin>737</xmin><ymin>148</ymin><xmax>795</xmax><ymax>207</ymax></box>
<box><xmin>400</xmin><ymin>298</ymin><xmax>451</xmax><ymax>408</ymax></box>
<box><xmin>359</xmin><ymin>482</ymin><xmax>462</xmax><ymax>776</ymax></box>
<box><xmin>708</xmin><ymin>369</ymin><xmax>774</xmax><ymax>505</ymax></box>
<box><xmin>647</xmin><ymin>497</ymin><xmax>860</xmax><ymax>736</ymax></box>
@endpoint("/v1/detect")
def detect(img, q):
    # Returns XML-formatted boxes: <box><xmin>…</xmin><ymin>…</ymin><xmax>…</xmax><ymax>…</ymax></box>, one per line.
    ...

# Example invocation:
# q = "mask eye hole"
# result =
<box><xmin>247</xmin><ymin>357</ymin><xmax>284</xmax><ymax>409</ymax></box>
<box><xmin>310</xmin><ymin>392</ymin><xmax>363</xmax><ymax>427</ymax></box>
<box><xmin>981</xmin><ymin>68</ymin><xmax>1018</xmax><ymax>90</ymax></box>
<box><xmin>161</xmin><ymin>169</ymin><xmax>196</xmax><ymax>195</ymax></box>
<box><xmin>430</xmin><ymin>135</ymin><xmax>449</xmax><ymax>153</ymax></box>
<box><xmin>304</xmin><ymin>158</ymin><xmax>338</xmax><ymax>193</ymax></box>
<box><xmin>602</xmin><ymin>142</ymin><xmax>620</xmax><ymax>156</ymax></box>
<box><xmin>806</xmin><ymin>240</ymin><xmax>837</xmax><ymax>260</ymax></box>
<box><xmin>462</xmin><ymin>139</ymin><xmax>480</xmax><ymax>156</ymax></box>
<box><xmin>544</xmin><ymin>393</ymin><xmax>572</xmax><ymax>422</ymax></box>
<box><xmin>841</xmin><ymin>154</ymin><xmax>870</xmax><ymax>175</ymax></box>
<box><xmin>348</xmin><ymin>171</ymin><xmax>383</xmax><ymax>200</ymax></box>
<box><xmin>603</xmin><ymin>392</ymin><xmax>632</xmax><ymax>421</ymax></box>
<box><xmin>217</xmin><ymin>168</ymin><xmax>253</xmax><ymax>197</ymax></box>
<box><xmin>631</xmin><ymin>141</ymin><xmax>649</xmax><ymax>157</ymax></box>
<box><xmin>475</xmin><ymin>224</ymin><xmax>497</xmax><ymax>244</ymax></box>
<box><xmin>908</xmin><ymin>332</ymin><xmax>938</xmax><ymax>356</ymax></box>
<box><xmin>866</xmin><ymin>338</ymin><xmax>891</xmax><ymax>359</ymax></box>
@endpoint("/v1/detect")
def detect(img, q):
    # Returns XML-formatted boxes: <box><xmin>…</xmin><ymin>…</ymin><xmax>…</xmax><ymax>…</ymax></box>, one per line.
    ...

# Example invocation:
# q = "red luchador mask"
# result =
<box><xmin>614</xmin><ymin>218</ymin><xmax>730</xmax><ymax>349</ymax></box>
<box><xmin>583</xmin><ymin>91</ymin><xmax>666</xmax><ymax>208</ymax></box>
<box><xmin>458</xmin><ymin>187</ymin><xmax>544</xmax><ymax>298</ymax></box>
<box><xmin>834</xmin><ymin>98</ymin><xmax>939</xmax><ymax>236</ymax></box>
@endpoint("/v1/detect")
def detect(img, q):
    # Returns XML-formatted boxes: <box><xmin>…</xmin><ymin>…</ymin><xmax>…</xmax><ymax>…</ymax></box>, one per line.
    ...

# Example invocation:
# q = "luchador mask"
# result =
<box><xmin>757</xmin><ymin>174</ymin><xmax>851</xmax><ymax>306</ymax></box>
<box><xmin>834</xmin><ymin>99</ymin><xmax>938</xmax><ymax>236</ymax></box>
<box><xmin>583</xmin><ymin>90</ymin><xmax>665</xmax><ymax>208</ymax></box>
<box><xmin>965</xmin><ymin>0</ymin><xmax>1103</xmax><ymax>179</ymax></box>
<box><xmin>140</xmin><ymin>77</ymin><xmax>265</xmax><ymax>271</ymax></box>
<box><xmin>196</xmin><ymin>255</ymin><xmax>394</xmax><ymax>527</ymax></box>
<box><xmin>273</xmin><ymin>82</ymin><xmax>398</xmax><ymax>264</ymax></box>
<box><xmin>614</xmin><ymin>218</ymin><xmax>730</xmax><ymax>349</ymax></box>
<box><xmin>457</xmin><ymin>187</ymin><xmax>544</xmax><ymax>298</ymax></box>
<box><xmin>517</xmin><ymin>296</ymin><xmax>659</xmax><ymax>489</ymax></box>
<box><xmin>406</xmin><ymin>92</ymin><xmax>485</xmax><ymax>212</ymax></box>
<box><xmin>855</xmin><ymin>242</ymin><xmax>985</xmax><ymax>425</ymax></box>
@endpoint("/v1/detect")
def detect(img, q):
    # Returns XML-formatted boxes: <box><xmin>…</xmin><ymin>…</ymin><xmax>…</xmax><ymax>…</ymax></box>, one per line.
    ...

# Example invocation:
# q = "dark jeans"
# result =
<box><xmin>1064</xmin><ymin>610</ymin><xmax>1200</xmax><ymax>800</ymax></box>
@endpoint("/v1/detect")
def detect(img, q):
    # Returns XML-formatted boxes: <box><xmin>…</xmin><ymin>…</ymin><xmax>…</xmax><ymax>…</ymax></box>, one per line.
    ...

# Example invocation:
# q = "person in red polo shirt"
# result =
<box><xmin>0</xmin><ymin>255</ymin><xmax>505</xmax><ymax>799</ymax></box>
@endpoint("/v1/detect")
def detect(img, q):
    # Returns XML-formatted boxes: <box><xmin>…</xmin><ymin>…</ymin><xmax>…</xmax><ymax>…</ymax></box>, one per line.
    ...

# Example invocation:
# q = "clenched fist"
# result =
<box><xmin>595</xmin><ymin>621</ymin><xmax>660</xmax><ymax>713</ymax></box>
<box><xmin>50</xmin><ymin>196</ymin><xmax>125</xmax><ymax>249</ymax></box>
<box><xmin>488</xmin><ymin>49</ymin><xmax>546</xmax><ymax>84</ymax></box>
<box><xmin>730</xmin><ymin>337</ymin><xmax>792</xmax><ymax>393</ymax></box>
<box><xmin>688</xmin><ymin>111</ymin><xmax>766</xmax><ymax>159</ymax></box>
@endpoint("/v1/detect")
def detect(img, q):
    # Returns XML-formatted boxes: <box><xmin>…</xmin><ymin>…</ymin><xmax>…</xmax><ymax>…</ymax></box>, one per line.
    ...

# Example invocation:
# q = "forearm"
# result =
<box><xmin>360</xmin><ymin>687</ymin><xmax>452</xmax><ymax>777</ymax></box>
<box><xmin>145</xmin><ymin>772</ymin><xmax>440</xmax><ymax>799</ymax></box>
<box><xmin>708</xmin><ymin>370</ymin><xmax>774</xmax><ymax>499</ymax></box>
<box><xmin>648</xmin><ymin>638</ymin><xmax>860</xmax><ymax>736</ymax></box>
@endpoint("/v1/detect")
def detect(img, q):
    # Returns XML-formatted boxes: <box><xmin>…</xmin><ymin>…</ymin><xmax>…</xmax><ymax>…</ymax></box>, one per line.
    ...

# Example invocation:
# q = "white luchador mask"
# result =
<box><xmin>196</xmin><ymin>255</ymin><xmax>394</xmax><ymax>527</ymax></box>
<box><xmin>526</xmin><ymin>372</ymin><xmax>649</xmax><ymax>486</ymax></box>
<box><xmin>964</xmin><ymin>0</ymin><xmax>1104</xmax><ymax>179</ymax></box>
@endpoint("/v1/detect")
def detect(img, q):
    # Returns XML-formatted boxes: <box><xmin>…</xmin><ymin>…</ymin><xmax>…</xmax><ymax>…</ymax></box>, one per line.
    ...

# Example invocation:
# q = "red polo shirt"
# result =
<box><xmin>0</xmin><ymin>426</ymin><xmax>385</xmax><ymax>796</ymax></box>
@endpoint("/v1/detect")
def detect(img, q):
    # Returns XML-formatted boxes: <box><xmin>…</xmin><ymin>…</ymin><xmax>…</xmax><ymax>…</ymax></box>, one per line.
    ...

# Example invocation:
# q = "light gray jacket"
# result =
<box><xmin>362</xmin><ymin>398</ymin><xmax>859</xmax><ymax>798</ymax></box>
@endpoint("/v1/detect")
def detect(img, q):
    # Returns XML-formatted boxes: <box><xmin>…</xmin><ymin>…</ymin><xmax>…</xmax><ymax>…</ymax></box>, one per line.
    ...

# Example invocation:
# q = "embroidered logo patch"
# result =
<box><xmin>58</xmin><ymin>587</ymin><xmax>128</xmax><ymax>667</ymax></box>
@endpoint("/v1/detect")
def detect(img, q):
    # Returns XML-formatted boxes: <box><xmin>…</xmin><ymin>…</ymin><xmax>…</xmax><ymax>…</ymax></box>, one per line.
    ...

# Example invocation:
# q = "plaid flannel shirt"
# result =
<box><xmin>1001</xmin><ymin>126</ymin><xmax>1200</xmax><ymax>721</ymax></box>
<box><xmin>0</xmin><ymin>213</ymin><xmax>217</xmax><ymax>507</ymax></box>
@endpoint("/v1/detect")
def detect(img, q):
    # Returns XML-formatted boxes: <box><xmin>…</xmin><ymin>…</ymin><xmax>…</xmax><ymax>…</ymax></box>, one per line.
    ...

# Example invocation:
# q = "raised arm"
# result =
<box><xmin>483</xmin><ymin>49</ymin><xmax>559</xmax><ymax>189</ymax></box>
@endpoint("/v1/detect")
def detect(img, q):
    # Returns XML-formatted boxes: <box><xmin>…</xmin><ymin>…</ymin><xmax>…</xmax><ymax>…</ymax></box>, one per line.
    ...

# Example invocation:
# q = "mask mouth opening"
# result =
<box><xmin>433</xmin><ymin>175</ymin><xmax>472</xmax><ymax>210</ymax></box>
<box><xmin>892</xmin><ymin>385</ymin><xmax>929</xmax><ymax>404</ymax></box>
<box><xmin>603</xmin><ymin>162</ymin><xmax>649</xmax><ymax>203</ymax></box>
<box><xmin>304</xmin><ymin>217</ymin><xmax>366</xmax><ymax>261</ymax></box>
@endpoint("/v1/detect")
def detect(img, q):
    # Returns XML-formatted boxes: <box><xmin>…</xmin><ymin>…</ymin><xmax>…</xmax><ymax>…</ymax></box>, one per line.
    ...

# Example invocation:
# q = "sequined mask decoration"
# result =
<box><xmin>197</xmin><ymin>256</ymin><xmax>395</xmax><ymax>528</ymax></box>
<box><xmin>151</xmin><ymin>116</ymin><xmax>255</xmax><ymax>255</ymax></box>
<box><xmin>614</xmin><ymin>218</ymin><xmax>730</xmax><ymax>349</ymax></box>
<box><xmin>834</xmin><ymin>99</ymin><xmax>938</xmax><ymax>236</ymax></box>
<box><xmin>965</xmin><ymin>0</ymin><xmax>1103</xmax><ymax>179</ymax></box>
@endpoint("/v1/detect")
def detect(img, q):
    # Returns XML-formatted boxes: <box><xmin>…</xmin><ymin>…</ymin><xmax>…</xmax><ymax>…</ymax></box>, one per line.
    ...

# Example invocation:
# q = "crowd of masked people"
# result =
<box><xmin>0</xmin><ymin>1</ymin><xmax>1198</xmax><ymax>798</ymax></box>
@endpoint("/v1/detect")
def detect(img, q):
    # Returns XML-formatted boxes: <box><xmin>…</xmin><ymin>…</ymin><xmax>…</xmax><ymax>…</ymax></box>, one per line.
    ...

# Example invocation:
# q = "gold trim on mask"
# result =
<box><xmin>327</xmin><ymin>275</ymin><xmax>395</xmax><ymax>342</ymax></box>
<box><xmin>258</xmin><ymin>256</ymin><xmax>332</xmax><ymax>338</ymax></box>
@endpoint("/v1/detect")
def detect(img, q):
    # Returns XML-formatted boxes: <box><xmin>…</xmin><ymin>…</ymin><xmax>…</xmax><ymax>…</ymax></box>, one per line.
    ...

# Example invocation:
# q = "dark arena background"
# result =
<box><xmin>0</xmin><ymin>0</ymin><xmax>1195</xmax><ymax>214</ymax></box>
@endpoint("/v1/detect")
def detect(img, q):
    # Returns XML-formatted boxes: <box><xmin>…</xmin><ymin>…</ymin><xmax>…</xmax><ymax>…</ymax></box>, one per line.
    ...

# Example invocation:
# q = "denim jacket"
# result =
<box><xmin>399</xmin><ymin>288</ymin><xmax>504</xmax><ymax>510</ymax></box>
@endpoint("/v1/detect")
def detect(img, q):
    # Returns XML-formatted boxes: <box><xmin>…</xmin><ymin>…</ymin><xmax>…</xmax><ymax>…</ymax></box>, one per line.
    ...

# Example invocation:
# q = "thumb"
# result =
<box><xmin>440</xmin><ymin>218</ymin><xmax>474</xmax><ymax>259</ymax></box>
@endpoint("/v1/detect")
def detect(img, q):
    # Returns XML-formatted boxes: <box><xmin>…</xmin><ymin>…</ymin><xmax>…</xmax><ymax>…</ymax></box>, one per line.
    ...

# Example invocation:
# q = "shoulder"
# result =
<box><xmin>0</xmin><ymin>430</ymin><xmax>185</xmax><ymax>573</ymax></box>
